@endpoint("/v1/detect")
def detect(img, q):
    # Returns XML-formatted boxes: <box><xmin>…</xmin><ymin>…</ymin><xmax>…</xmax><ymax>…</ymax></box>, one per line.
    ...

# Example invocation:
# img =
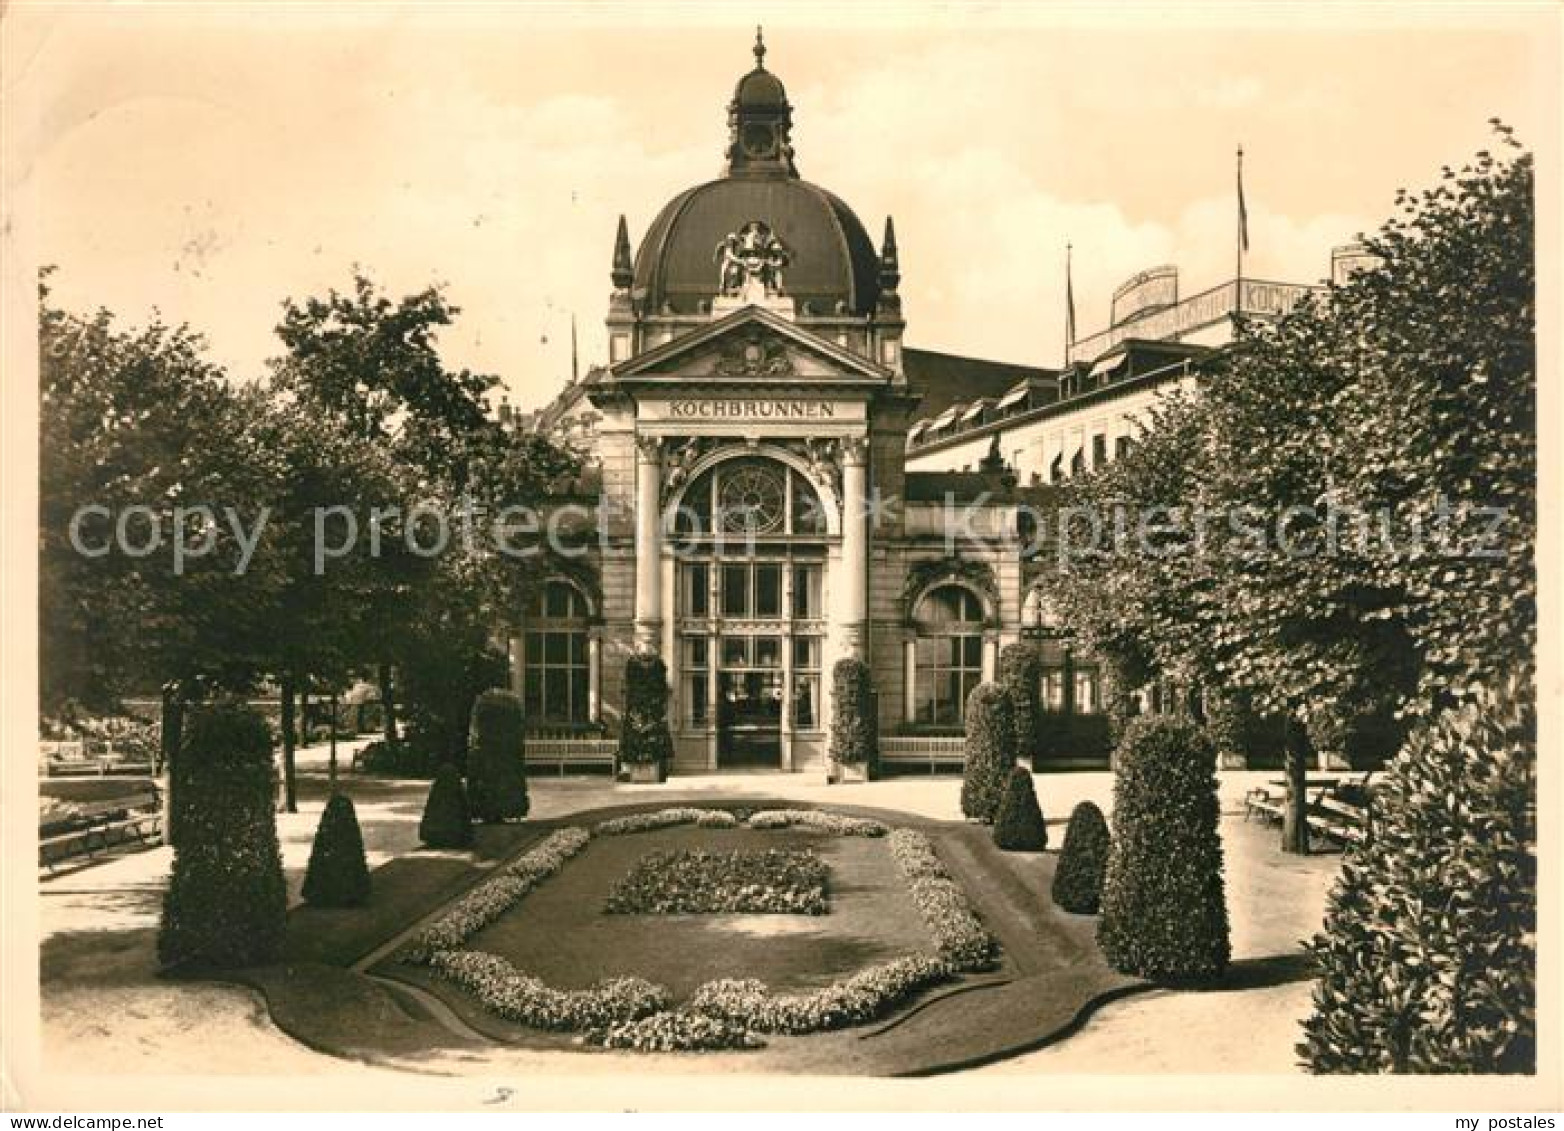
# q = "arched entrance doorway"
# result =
<box><xmin>670</xmin><ymin>453</ymin><xmax>830</xmax><ymax>769</ymax></box>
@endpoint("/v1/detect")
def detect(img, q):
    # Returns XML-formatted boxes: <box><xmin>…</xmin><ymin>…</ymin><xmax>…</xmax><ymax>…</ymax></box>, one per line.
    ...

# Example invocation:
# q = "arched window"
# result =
<box><xmin>672</xmin><ymin>457</ymin><xmax>828</xmax><ymax>539</ymax></box>
<box><xmin>523</xmin><ymin>580</ymin><xmax>591</xmax><ymax>726</ymax></box>
<box><xmin>912</xmin><ymin>585</ymin><xmax>986</xmax><ymax>726</ymax></box>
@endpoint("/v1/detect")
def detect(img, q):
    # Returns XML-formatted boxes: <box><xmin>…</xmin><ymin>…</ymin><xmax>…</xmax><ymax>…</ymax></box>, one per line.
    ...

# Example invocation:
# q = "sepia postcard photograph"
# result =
<box><xmin>1</xmin><ymin>0</ymin><xmax>1559</xmax><ymax>1116</ymax></box>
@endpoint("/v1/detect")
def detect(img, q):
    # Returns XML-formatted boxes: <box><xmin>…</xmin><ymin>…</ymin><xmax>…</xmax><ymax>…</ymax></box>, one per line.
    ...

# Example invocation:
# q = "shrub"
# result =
<box><xmin>960</xmin><ymin>682</ymin><xmax>1014</xmax><ymax>822</ymax></box>
<box><xmin>745</xmin><ymin>809</ymin><xmax>887</xmax><ymax>836</ymax></box>
<box><xmin>466</xmin><ymin>689</ymin><xmax>528</xmax><ymax>823</ymax></box>
<box><xmin>158</xmin><ymin>700</ymin><xmax>287</xmax><ymax>969</ymax></box>
<box><xmin>828</xmin><ymin>657</ymin><xmax>879</xmax><ymax>776</ymax></box>
<box><xmin>357</xmin><ymin>739</ymin><xmax>435</xmax><ymax>778</ymax></box>
<box><xmin>688</xmin><ymin>954</ymin><xmax>950</xmax><ymax>1035</ymax></box>
<box><xmin>1097</xmin><ymin>715</ymin><xmax>1230</xmax><ymax>983</ymax></box>
<box><xmin>619</xmin><ymin>652</ymin><xmax>674</xmax><ymax>769</ymax></box>
<box><xmin>302</xmin><ymin>792</ymin><xmax>371</xmax><ymax>908</ymax></box>
<box><xmin>418</xmin><ymin>762</ymin><xmax>473</xmax><ymax>849</ymax></box>
<box><xmin>1051</xmin><ymin>801</ymin><xmax>1111</xmax><ymax>914</ymax></box>
<box><xmin>992</xmin><ymin>766</ymin><xmax>1047</xmax><ymax>851</ymax></box>
<box><xmin>997</xmin><ymin>641</ymin><xmax>1042</xmax><ymax>760</ymax></box>
<box><xmin>1299</xmin><ymin>685</ymin><xmax>1535</xmax><ymax>1073</ymax></box>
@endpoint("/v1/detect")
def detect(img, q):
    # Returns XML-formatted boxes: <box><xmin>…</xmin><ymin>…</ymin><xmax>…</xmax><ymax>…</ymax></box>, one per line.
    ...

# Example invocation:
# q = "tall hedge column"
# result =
<box><xmin>837</xmin><ymin>435</ymin><xmax>870</xmax><ymax>659</ymax></box>
<box><xmin>633</xmin><ymin>435</ymin><xmax>664</xmax><ymax>652</ymax></box>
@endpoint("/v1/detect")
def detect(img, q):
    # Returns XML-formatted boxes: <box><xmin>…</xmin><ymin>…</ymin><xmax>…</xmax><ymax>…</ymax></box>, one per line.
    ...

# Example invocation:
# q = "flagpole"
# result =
<box><xmin>1064</xmin><ymin>241</ymin><xmax>1075</xmax><ymax>368</ymax></box>
<box><xmin>1235</xmin><ymin>143</ymin><xmax>1245</xmax><ymax>298</ymax></box>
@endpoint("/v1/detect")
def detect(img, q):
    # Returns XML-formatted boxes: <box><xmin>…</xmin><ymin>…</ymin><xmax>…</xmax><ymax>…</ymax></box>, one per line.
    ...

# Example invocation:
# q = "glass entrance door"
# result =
<box><xmin>717</xmin><ymin>634</ymin><xmax>782</xmax><ymax>768</ymax></box>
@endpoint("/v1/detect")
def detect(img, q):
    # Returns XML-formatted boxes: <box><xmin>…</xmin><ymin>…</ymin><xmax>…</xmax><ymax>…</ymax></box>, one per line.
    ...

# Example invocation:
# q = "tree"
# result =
<box><xmin>619</xmin><ymin>652</ymin><xmax>674</xmax><ymax>775</ymax></box>
<box><xmin>828</xmin><ymin>657</ymin><xmax>879</xmax><ymax>778</ymax></box>
<box><xmin>997</xmin><ymin>641</ymin><xmax>1042</xmax><ymax>763</ymax></box>
<box><xmin>960</xmin><ymin>682</ymin><xmax>1014</xmax><ymax>822</ymax></box>
<box><xmin>158</xmin><ymin>701</ymin><xmax>287</xmax><ymax>968</ymax></box>
<box><xmin>467</xmin><ymin>689</ymin><xmax>529</xmax><ymax>822</ymax></box>
<box><xmin>1052</xmin><ymin>801</ymin><xmax>1111</xmax><ymax>914</ymax></box>
<box><xmin>1299</xmin><ymin>680</ymin><xmax>1535</xmax><ymax>1073</ymax></box>
<box><xmin>302</xmin><ymin>792</ymin><xmax>372</xmax><ymax>908</ymax></box>
<box><xmin>268</xmin><ymin>273</ymin><xmax>578</xmax><ymax>768</ymax></box>
<box><xmin>418</xmin><ymin>762</ymin><xmax>473</xmax><ymax>849</ymax></box>
<box><xmin>1098</xmin><ymin>716</ymin><xmax>1229</xmax><ymax>983</ymax></box>
<box><xmin>992</xmin><ymin>766</ymin><xmax>1047</xmax><ymax>851</ymax></box>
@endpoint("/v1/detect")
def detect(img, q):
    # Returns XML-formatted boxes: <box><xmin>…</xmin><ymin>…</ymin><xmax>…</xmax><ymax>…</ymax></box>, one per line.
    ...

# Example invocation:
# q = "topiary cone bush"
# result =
<box><xmin>158</xmin><ymin>700</ymin><xmax>288</xmax><ymax>969</ymax></box>
<box><xmin>992</xmin><ymin>765</ymin><xmax>1048</xmax><ymax>851</ymax></box>
<box><xmin>997</xmin><ymin>641</ymin><xmax>1042</xmax><ymax>762</ymax></box>
<box><xmin>302</xmin><ymin>792</ymin><xmax>371</xmax><ymax>907</ymax></box>
<box><xmin>1299</xmin><ymin>683</ymin><xmax>1536</xmax><ymax>1073</ymax></box>
<box><xmin>1097</xmin><ymin>715</ymin><xmax>1229</xmax><ymax>983</ymax></box>
<box><xmin>961</xmin><ymin>681</ymin><xmax>1015</xmax><ymax>822</ymax></box>
<box><xmin>828</xmin><ymin>656</ymin><xmax>879</xmax><ymax>778</ymax></box>
<box><xmin>419</xmin><ymin>761</ymin><xmax>473</xmax><ymax>848</ymax></box>
<box><xmin>619</xmin><ymin>651</ymin><xmax>674</xmax><ymax>772</ymax></box>
<box><xmin>467</xmin><ymin>688</ymin><xmax>529</xmax><ymax>823</ymax></box>
<box><xmin>1052</xmin><ymin>801</ymin><xmax>1111</xmax><ymax>914</ymax></box>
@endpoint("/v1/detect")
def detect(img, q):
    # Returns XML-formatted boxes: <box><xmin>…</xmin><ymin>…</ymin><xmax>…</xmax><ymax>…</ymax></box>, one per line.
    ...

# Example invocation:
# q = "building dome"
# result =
<box><xmin>633</xmin><ymin>179</ymin><xmax>882</xmax><ymax>316</ymax></box>
<box><xmin>627</xmin><ymin>28</ymin><xmax>884</xmax><ymax>318</ymax></box>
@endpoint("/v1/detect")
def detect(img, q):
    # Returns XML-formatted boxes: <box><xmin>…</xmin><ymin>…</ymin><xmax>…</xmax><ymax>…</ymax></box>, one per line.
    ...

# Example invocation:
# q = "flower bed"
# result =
<box><xmin>604</xmin><ymin>848</ymin><xmax>829</xmax><ymax>915</ymax></box>
<box><xmin>427</xmin><ymin>949</ymin><xmax>669</xmax><ymax>1030</ymax></box>
<box><xmin>888</xmin><ymin>829</ymin><xmax>999</xmax><ymax>971</ymax></box>
<box><xmin>403</xmin><ymin>828</ymin><xmax>591</xmax><ymax>962</ymax></box>
<box><xmin>591</xmin><ymin>1009</ymin><xmax>765</xmax><ymax>1052</ymax></box>
<box><xmin>686</xmin><ymin>953</ymin><xmax>950</xmax><ymax>1034</ymax></box>
<box><xmin>403</xmin><ymin>810</ymin><xmax>1000</xmax><ymax>1053</ymax></box>
<box><xmin>745</xmin><ymin>809</ymin><xmax>888</xmax><ymax>837</ymax></box>
<box><xmin>593</xmin><ymin>807</ymin><xmax>739</xmax><ymax>836</ymax></box>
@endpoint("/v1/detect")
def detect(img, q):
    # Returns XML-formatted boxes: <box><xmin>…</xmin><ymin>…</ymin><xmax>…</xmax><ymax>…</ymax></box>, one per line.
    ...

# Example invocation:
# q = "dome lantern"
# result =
<box><xmin>725</xmin><ymin>26</ymin><xmax>797</xmax><ymax>178</ymax></box>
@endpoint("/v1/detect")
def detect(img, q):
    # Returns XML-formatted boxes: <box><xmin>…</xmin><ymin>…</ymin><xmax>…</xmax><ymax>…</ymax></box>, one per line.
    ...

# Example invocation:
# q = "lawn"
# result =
<box><xmin>461</xmin><ymin>825</ymin><xmax>932</xmax><ymax>998</ymax></box>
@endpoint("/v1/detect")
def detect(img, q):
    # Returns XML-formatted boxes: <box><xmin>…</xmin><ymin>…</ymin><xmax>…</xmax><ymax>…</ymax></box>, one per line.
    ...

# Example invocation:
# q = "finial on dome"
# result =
<box><xmin>611</xmin><ymin>214</ymin><xmax>633</xmax><ymax>290</ymax></box>
<box><xmin>754</xmin><ymin>25</ymin><xmax>766</xmax><ymax>69</ymax></box>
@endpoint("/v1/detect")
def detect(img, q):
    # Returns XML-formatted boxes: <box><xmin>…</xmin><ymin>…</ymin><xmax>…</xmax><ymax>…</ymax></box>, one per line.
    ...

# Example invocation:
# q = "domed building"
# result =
<box><xmin>514</xmin><ymin>32</ymin><xmax>1325</xmax><ymax>778</ymax></box>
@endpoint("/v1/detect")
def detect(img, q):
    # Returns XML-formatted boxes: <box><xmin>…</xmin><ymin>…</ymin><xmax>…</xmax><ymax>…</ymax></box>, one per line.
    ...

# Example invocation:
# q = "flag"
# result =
<box><xmin>1065</xmin><ymin>243</ymin><xmax>1077</xmax><ymax>347</ymax></box>
<box><xmin>1237</xmin><ymin>145</ymin><xmax>1250</xmax><ymax>253</ymax></box>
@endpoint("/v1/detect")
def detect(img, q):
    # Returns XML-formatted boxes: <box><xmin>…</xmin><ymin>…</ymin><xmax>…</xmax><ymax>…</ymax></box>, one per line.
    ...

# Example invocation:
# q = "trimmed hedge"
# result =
<box><xmin>1299</xmin><ymin>685</ymin><xmax>1536</xmax><ymax>1073</ymax></box>
<box><xmin>1052</xmin><ymin>801</ymin><xmax>1111</xmax><ymax>914</ymax></box>
<box><xmin>992</xmin><ymin>766</ymin><xmax>1048</xmax><ymax>852</ymax></box>
<box><xmin>619</xmin><ymin>652</ymin><xmax>674</xmax><ymax>769</ymax></box>
<box><xmin>158</xmin><ymin>701</ymin><xmax>287</xmax><ymax>968</ymax></box>
<box><xmin>302</xmin><ymin>792</ymin><xmax>371</xmax><ymax>907</ymax></box>
<box><xmin>467</xmin><ymin>689</ymin><xmax>529</xmax><ymax>823</ymax></box>
<box><xmin>828</xmin><ymin>657</ymin><xmax>879</xmax><ymax>776</ymax></box>
<box><xmin>997</xmin><ymin>642</ymin><xmax>1042</xmax><ymax>761</ymax></box>
<box><xmin>358</xmin><ymin>739</ymin><xmax>435</xmax><ymax>778</ymax></box>
<box><xmin>1098</xmin><ymin>715</ymin><xmax>1230</xmax><ymax>983</ymax></box>
<box><xmin>960</xmin><ymin>682</ymin><xmax>1014</xmax><ymax>823</ymax></box>
<box><xmin>419</xmin><ymin>762</ymin><xmax>473</xmax><ymax>849</ymax></box>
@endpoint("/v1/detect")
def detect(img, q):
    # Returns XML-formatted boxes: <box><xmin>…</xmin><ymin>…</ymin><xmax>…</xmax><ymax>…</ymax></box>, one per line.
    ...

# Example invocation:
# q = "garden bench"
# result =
<box><xmin>523</xmin><ymin>735</ymin><xmax>618</xmax><ymax>776</ymax></box>
<box><xmin>880</xmin><ymin>735</ymin><xmax>966</xmax><ymax>775</ymax></box>
<box><xmin>1307</xmin><ymin>795</ymin><xmax>1368</xmax><ymax>845</ymax></box>
<box><xmin>39</xmin><ymin>790</ymin><xmax>162</xmax><ymax>872</ymax></box>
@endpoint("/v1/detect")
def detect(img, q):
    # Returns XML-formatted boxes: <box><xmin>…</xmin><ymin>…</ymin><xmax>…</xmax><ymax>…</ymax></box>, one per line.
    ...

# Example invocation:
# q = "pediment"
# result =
<box><xmin>610</xmin><ymin>306</ymin><xmax>893</xmax><ymax>385</ymax></box>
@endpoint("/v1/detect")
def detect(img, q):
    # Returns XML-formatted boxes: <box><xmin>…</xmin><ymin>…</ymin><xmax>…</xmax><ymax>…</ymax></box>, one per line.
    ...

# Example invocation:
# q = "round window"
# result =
<box><xmin>718</xmin><ymin>463</ymin><xmax>786</xmax><ymax>534</ymax></box>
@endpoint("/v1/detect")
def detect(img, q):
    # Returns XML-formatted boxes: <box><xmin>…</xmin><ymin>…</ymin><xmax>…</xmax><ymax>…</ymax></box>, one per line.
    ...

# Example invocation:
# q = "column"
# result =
<box><xmin>903</xmin><ymin>638</ymin><xmax>917</xmax><ymax>724</ymax></box>
<box><xmin>587</xmin><ymin>632</ymin><xmax>602</xmax><ymax>723</ymax></box>
<box><xmin>508</xmin><ymin>636</ymin><xmax>525</xmax><ymax>699</ymax></box>
<box><xmin>837</xmin><ymin>435</ymin><xmax>870</xmax><ymax>658</ymax></box>
<box><xmin>633</xmin><ymin>435</ymin><xmax>663</xmax><ymax>651</ymax></box>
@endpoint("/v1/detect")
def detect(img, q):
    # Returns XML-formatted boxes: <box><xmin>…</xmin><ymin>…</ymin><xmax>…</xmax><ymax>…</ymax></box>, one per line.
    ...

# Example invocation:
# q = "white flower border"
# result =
<box><xmin>400</xmin><ymin>808</ymin><xmax>998</xmax><ymax>1050</ymax></box>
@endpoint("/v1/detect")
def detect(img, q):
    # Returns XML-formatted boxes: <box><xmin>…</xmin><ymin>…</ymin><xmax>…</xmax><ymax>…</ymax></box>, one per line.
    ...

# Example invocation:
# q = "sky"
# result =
<box><xmin>10</xmin><ymin>3</ymin><xmax>1557</xmax><ymax>411</ymax></box>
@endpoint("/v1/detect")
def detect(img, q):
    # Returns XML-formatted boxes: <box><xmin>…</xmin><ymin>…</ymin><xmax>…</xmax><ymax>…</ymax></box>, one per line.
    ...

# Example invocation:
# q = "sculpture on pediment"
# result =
<box><xmin>714</xmin><ymin>328</ymin><xmax>794</xmax><ymax>378</ymax></box>
<box><xmin>660</xmin><ymin>437</ymin><xmax>708</xmax><ymax>507</ymax></box>
<box><xmin>715</xmin><ymin>220</ymin><xmax>791</xmax><ymax>299</ymax></box>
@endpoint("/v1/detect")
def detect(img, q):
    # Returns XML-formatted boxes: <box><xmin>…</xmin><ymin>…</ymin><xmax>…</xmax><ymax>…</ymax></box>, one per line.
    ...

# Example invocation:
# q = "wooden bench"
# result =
<box><xmin>1307</xmin><ymin>794</ymin><xmax>1369</xmax><ymax>845</ymax></box>
<box><xmin>880</xmin><ymin>735</ymin><xmax>967</xmax><ymax>775</ymax></box>
<box><xmin>523</xmin><ymin>736</ymin><xmax>617</xmax><ymax>776</ymax></box>
<box><xmin>39</xmin><ymin>791</ymin><xmax>162</xmax><ymax>872</ymax></box>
